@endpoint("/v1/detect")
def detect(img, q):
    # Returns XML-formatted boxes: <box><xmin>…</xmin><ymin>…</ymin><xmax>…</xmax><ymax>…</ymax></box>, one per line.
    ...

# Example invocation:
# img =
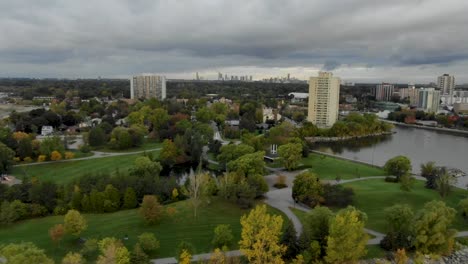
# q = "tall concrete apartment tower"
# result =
<box><xmin>130</xmin><ymin>74</ymin><xmax>166</xmax><ymax>100</ymax></box>
<box><xmin>307</xmin><ymin>72</ymin><xmax>340</xmax><ymax>128</ymax></box>
<box><xmin>437</xmin><ymin>74</ymin><xmax>455</xmax><ymax>95</ymax></box>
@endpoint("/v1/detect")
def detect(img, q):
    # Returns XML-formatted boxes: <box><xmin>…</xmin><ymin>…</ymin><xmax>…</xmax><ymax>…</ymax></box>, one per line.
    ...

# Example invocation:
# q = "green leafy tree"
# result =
<box><xmin>39</xmin><ymin>136</ymin><xmax>64</xmax><ymax>158</ymax></box>
<box><xmin>400</xmin><ymin>173</ymin><xmax>415</xmax><ymax>193</ymax></box>
<box><xmin>64</xmin><ymin>209</ymin><xmax>87</xmax><ymax>237</ymax></box>
<box><xmin>278</xmin><ymin>142</ymin><xmax>303</xmax><ymax>171</ymax></box>
<box><xmin>0</xmin><ymin>142</ymin><xmax>15</xmax><ymax>174</ymax></box>
<box><xmin>62</xmin><ymin>252</ymin><xmax>85</xmax><ymax>264</ymax></box>
<box><xmin>0</xmin><ymin>242</ymin><xmax>54</xmax><ymax>264</ymax></box>
<box><xmin>130</xmin><ymin>243</ymin><xmax>149</xmax><ymax>264</ymax></box>
<box><xmin>217</xmin><ymin>144</ymin><xmax>255</xmax><ymax>167</ymax></box>
<box><xmin>300</xmin><ymin>206</ymin><xmax>333</xmax><ymax>251</ymax></box>
<box><xmin>17</xmin><ymin>137</ymin><xmax>33</xmax><ymax>160</ymax></box>
<box><xmin>384</xmin><ymin>156</ymin><xmax>412</xmax><ymax>181</ymax></box>
<box><xmin>0</xmin><ymin>201</ymin><xmax>20</xmax><ymax>225</ymax></box>
<box><xmin>459</xmin><ymin>198</ymin><xmax>468</xmax><ymax>218</ymax></box>
<box><xmin>212</xmin><ymin>224</ymin><xmax>234</xmax><ymax>249</ymax></box>
<box><xmin>123</xmin><ymin>187</ymin><xmax>137</xmax><ymax>209</ymax></box>
<box><xmin>420</xmin><ymin>161</ymin><xmax>438</xmax><ymax>189</ymax></box>
<box><xmin>292</xmin><ymin>171</ymin><xmax>323</xmax><ymax>207</ymax></box>
<box><xmin>280</xmin><ymin>221</ymin><xmax>299</xmax><ymax>260</ymax></box>
<box><xmin>138</xmin><ymin>233</ymin><xmax>160</xmax><ymax>253</ymax></box>
<box><xmin>227</xmin><ymin>151</ymin><xmax>265</xmax><ymax>177</ymax></box>
<box><xmin>88</xmin><ymin>127</ymin><xmax>106</xmax><ymax>147</ymax></box>
<box><xmin>139</xmin><ymin>195</ymin><xmax>163</xmax><ymax>225</ymax></box>
<box><xmin>239</xmin><ymin>205</ymin><xmax>286</xmax><ymax>264</ymax></box>
<box><xmin>413</xmin><ymin>201</ymin><xmax>456</xmax><ymax>255</ymax></box>
<box><xmin>103</xmin><ymin>184</ymin><xmax>121</xmax><ymax>212</ymax></box>
<box><xmin>380</xmin><ymin>204</ymin><xmax>414</xmax><ymax>250</ymax></box>
<box><xmin>436</xmin><ymin>172</ymin><xmax>455</xmax><ymax>198</ymax></box>
<box><xmin>325</xmin><ymin>206</ymin><xmax>369</xmax><ymax>263</ymax></box>
<box><xmin>196</xmin><ymin>107</ymin><xmax>215</xmax><ymax>123</ymax></box>
<box><xmin>96</xmin><ymin>238</ymin><xmax>130</xmax><ymax>264</ymax></box>
<box><xmin>159</xmin><ymin>139</ymin><xmax>179</xmax><ymax>167</ymax></box>
<box><xmin>131</xmin><ymin>156</ymin><xmax>162</xmax><ymax>176</ymax></box>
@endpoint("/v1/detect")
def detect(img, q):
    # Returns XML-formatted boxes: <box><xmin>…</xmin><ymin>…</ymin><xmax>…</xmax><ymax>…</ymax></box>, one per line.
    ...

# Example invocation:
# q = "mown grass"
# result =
<box><xmin>300</xmin><ymin>153</ymin><xmax>387</xmax><ymax>180</ymax></box>
<box><xmin>0</xmin><ymin>199</ymin><xmax>288</xmax><ymax>262</ymax></box>
<box><xmin>343</xmin><ymin>179</ymin><xmax>468</xmax><ymax>232</ymax></box>
<box><xmin>92</xmin><ymin>141</ymin><xmax>162</xmax><ymax>153</ymax></box>
<box><xmin>11</xmin><ymin>150</ymin><xmax>160</xmax><ymax>185</ymax></box>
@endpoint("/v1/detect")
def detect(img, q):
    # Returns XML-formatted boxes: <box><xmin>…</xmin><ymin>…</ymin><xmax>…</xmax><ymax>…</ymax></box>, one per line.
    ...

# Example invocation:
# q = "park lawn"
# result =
<box><xmin>92</xmin><ymin>141</ymin><xmax>163</xmax><ymax>153</ymax></box>
<box><xmin>300</xmin><ymin>153</ymin><xmax>386</xmax><ymax>180</ymax></box>
<box><xmin>343</xmin><ymin>179</ymin><xmax>468</xmax><ymax>232</ymax></box>
<box><xmin>11</xmin><ymin>150</ymin><xmax>160</xmax><ymax>185</ymax></box>
<box><xmin>0</xmin><ymin>199</ymin><xmax>288</xmax><ymax>262</ymax></box>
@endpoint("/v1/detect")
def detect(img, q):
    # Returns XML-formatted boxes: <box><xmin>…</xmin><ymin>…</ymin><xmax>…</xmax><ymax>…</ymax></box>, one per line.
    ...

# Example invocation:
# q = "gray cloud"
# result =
<box><xmin>0</xmin><ymin>0</ymin><xmax>468</xmax><ymax>82</ymax></box>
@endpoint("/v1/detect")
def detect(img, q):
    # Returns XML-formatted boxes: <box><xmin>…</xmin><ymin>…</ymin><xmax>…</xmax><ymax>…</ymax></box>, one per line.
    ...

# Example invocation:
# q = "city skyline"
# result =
<box><xmin>1</xmin><ymin>1</ymin><xmax>468</xmax><ymax>83</ymax></box>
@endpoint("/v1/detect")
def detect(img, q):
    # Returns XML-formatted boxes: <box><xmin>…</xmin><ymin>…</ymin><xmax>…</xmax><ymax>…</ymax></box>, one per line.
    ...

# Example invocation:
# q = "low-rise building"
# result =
<box><xmin>41</xmin><ymin>126</ymin><xmax>53</xmax><ymax>136</ymax></box>
<box><xmin>454</xmin><ymin>103</ymin><xmax>468</xmax><ymax>114</ymax></box>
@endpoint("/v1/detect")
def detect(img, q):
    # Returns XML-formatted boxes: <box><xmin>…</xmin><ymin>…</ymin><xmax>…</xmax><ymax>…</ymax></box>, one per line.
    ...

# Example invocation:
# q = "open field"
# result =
<box><xmin>343</xmin><ymin>179</ymin><xmax>468</xmax><ymax>232</ymax></box>
<box><xmin>0</xmin><ymin>199</ymin><xmax>287</xmax><ymax>261</ymax></box>
<box><xmin>11</xmin><ymin>149</ymin><xmax>160</xmax><ymax>184</ymax></box>
<box><xmin>300</xmin><ymin>153</ymin><xmax>387</xmax><ymax>180</ymax></box>
<box><xmin>92</xmin><ymin>141</ymin><xmax>163</xmax><ymax>153</ymax></box>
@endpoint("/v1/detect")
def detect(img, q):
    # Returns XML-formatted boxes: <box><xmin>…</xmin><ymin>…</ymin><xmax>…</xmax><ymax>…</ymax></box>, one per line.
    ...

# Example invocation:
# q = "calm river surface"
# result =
<box><xmin>314</xmin><ymin>126</ymin><xmax>468</xmax><ymax>174</ymax></box>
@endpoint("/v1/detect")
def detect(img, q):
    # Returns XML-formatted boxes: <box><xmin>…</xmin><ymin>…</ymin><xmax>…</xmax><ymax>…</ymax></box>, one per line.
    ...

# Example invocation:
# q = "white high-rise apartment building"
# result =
<box><xmin>130</xmin><ymin>74</ymin><xmax>166</xmax><ymax>100</ymax></box>
<box><xmin>375</xmin><ymin>83</ymin><xmax>394</xmax><ymax>101</ymax></box>
<box><xmin>307</xmin><ymin>72</ymin><xmax>340</xmax><ymax>128</ymax></box>
<box><xmin>437</xmin><ymin>74</ymin><xmax>455</xmax><ymax>95</ymax></box>
<box><xmin>418</xmin><ymin>88</ymin><xmax>440</xmax><ymax>113</ymax></box>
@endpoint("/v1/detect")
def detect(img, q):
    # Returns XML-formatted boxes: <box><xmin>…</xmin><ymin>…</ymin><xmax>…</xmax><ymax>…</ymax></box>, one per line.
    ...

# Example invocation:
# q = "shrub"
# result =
<box><xmin>212</xmin><ymin>224</ymin><xmax>234</xmax><ymax>249</ymax></box>
<box><xmin>273</xmin><ymin>174</ymin><xmax>288</xmax><ymax>189</ymax></box>
<box><xmin>79</xmin><ymin>144</ymin><xmax>91</xmax><ymax>153</ymax></box>
<box><xmin>65</xmin><ymin>151</ymin><xmax>75</xmax><ymax>159</ymax></box>
<box><xmin>13</xmin><ymin>157</ymin><xmax>20</xmax><ymax>162</ymax></box>
<box><xmin>385</xmin><ymin>176</ymin><xmax>399</xmax><ymax>183</ymax></box>
<box><xmin>322</xmin><ymin>184</ymin><xmax>354</xmax><ymax>207</ymax></box>
<box><xmin>37</xmin><ymin>155</ymin><xmax>47</xmax><ymax>162</ymax></box>
<box><xmin>50</xmin><ymin>150</ymin><xmax>62</xmax><ymax>161</ymax></box>
<box><xmin>23</xmin><ymin>157</ymin><xmax>33</xmax><ymax>163</ymax></box>
<box><xmin>459</xmin><ymin>198</ymin><xmax>468</xmax><ymax>218</ymax></box>
<box><xmin>138</xmin><ymin>233</ymin><xmax>160</xmax><ymax>253</ymax></box>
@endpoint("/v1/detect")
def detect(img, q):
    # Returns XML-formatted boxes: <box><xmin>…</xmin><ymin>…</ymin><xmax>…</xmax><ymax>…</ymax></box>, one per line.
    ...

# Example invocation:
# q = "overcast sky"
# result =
<box><xmin>1</xmin><ymin>0</ymin><xmax>468</xmax><ymax>83</ymax></box>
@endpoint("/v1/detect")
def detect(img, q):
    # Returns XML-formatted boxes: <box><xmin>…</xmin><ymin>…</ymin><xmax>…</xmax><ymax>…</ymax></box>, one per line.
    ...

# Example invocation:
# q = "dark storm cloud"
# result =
<box><xmin>0</xmin><ymin>0</ymin><xmax>468</xmax><ymax>81</ymax></box>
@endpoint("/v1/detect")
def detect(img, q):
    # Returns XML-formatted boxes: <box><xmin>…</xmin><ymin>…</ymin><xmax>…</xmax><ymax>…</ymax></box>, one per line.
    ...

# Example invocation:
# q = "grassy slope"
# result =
<box><xmin>0</xmin><ymin>199</ymin><xmax>287</xmax><ymax>261</ymax></box>
<box><xmin>343</xmin><ymin>179</ymin><xmax>468</xmax><ymax>232</ymax></box>
<box><xmin>92</xmin><ymin>141</ymin><xmax>163</xmax><ymax>153</ymax></box>
<box><xmin>300</xmin><ymin>153</ymin><xmax>386</xmax><ymax>180</ymax></box>
<box><xmin>11</xmin><ymin>150</ymin><xmax>160</xmax><ymax>185</ymax></box>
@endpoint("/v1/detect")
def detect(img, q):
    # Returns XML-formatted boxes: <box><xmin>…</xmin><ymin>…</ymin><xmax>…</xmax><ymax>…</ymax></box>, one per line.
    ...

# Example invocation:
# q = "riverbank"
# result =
<box><xmin>310</xmin><ymin>150</ymin><xmax>384</xmax><ymax>169</ymax></box>
<box><xmin>383</xmin><ymin>120</ymin><xmax>468</xmax><ymax>136</ymax></box>
<box><xmin>305</xmin><ymin>131</ymin><xmax>393</xmax><ymax>143</ymax></box>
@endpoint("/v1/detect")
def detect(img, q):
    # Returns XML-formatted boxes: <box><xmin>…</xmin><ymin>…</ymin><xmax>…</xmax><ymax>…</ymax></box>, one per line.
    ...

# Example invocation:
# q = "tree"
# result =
<box><xmin>130</xmin><ymin>243</ymin><xmax>149</xmax><ymax>264</ymax></box>
<box><xmin>179</xmin><ymin>249</ymin><xmax>192</xmax><ymax>264</ymax></box>
<box><xmin>420</xmin><ymin>161</ymin><xmax>438</xmax><ymax>189</ymax></box>
<box><xmin>49</xmin><ymin>223</ymin><xmax>65</xmax><ymax>245</ymax></box>
<box><xmin>186</xmin><ymin>171</ymin><xmax>209</xmax><ymax>218</ymax></box>
<box><xmin>0</xmin><ymin>242</ymin><xmax>54</xmax><ymax>264</ymax></box>
<box><xmin>278</xmin><ymin>142</ymin><xmax>302</xmax><ymax>171</ymax></box>
<box><xmin>399</xmin><ymin>173</ymin><xmax>415</xmax><ymax>193</ymax></box>
<box><xmin>64</xmin><ymin>209</ymin><xmax>87</xmax><ymax>237</ymax></box>
<box><xmin>459</xmin><ymin>198</ymin><xmax>468</xmax><ymax>218</ymax></box>
<box><xmin>196</xmin><ymin>107</ymin><xmax>215</xmax><ymax>123</ymax></box>
<box><xmin>159</xmin><ymin>139</ymin><xmax>179</xmax><ymax>167</ymax></box>
<box><xmin>380</xmin><ymin>204</ymin><xmax>414</xmax><ymax>250</ymax></box>
<box><xmin>0</xmin><ymin>201</ymin><xmax>20</xmax><ymax>225</ymax></box>
<box><xmin>281</xmin><ymin>221</ymin><xmax>299</xmax><ymax>260</ymax></box>
<box><xmin>384</xmin><ymin>156</ymin><xmax>412</xmax><ymax>181</ymax></box>
<box><xmin>139</xmin><ymin>195</ymin><xmax>163</xmax><ymax>225</ymax></box>
<box><xmin>138</xmin><ymin>232</ymin><xmax>160</xmax><ymax>253</ymax></box>
<box><xmin>325</xmin><ymin>206</ymin><xmax>369</xmax><ymax>263</ymax></box>
<box><xmin>292</xmin><ymin>171</ymin><xmax>323</xmax><ymax>207</ymax></box>
<box><xmin>436</xmin><ymin>172</ymin><xmax>455</xmax><ymax>198</ymax></box>
<box><xmin>96</xmin><ymin>240</ymin><xmax>131</xmax><ymax>264</ymax></box>
<box><xmin>103</xmin><ymin>184</ymin><xmax>120</xmax><ymax>212</ymax></box>
<box><xmin>212</xmin><ymin>224</ymin><xmax>234</xmax><ymax>249</ymax></box>
<box><xmin>131</xmin><ymin>156</ymin><xmax>162</xmax><ymax>177</ymax></box>
<box><xmin>39</xmin><ymin>136</ymin><xmax>64</xmax><ymax>158</ymax></box>
<box><xmin>239</xmin><ymin>204</ymin><xmax>286</xmax><ymax>264</ymax></box>
<box><xmin>413</xmin><ymin>201</ymin><xmax>456</xmax><ymax>255</ymax></box>
<box><xmin>88</xmin><ymin>127</ymin><xmax>106</xmax><ymax>147</ymax></box>
<box><xmin>176</xmin><ymin>241</ymin><xmax>195</xmax><ymax>261</ymax></box>
<box><xmin>394</xmin><ymin>249</ymin><xmax>408</xmax><ymax>264</ymax></box>
<box><xmin>217</xmin><ymin>144</ymin><xmax>255</xmax><ymax>167</ymax></box>
<box><xmin>0</xmin><ymin>142</ymin><xmax>15</xmax><ymax>174</ymax></box>
<box><xmin>62</xmin><ymin>252</ymin><xmax>85</xmax><ymax>264</ymax></box>
<box><xmin>300</xmin><ymin>206</ymin><xmax>333</xmax><ymax>252</ymax></box>
<box><xmin>227</xmin><ymin>151</ymin><xmax>265</xmax><ymax>177</ymax></box>
<box><xmin>123</xmin><ymin>187</ymin><xmax>137</xmax><ymax>209</ymax></box>
<box><xmin>17</xmin><ymin>137</ymin><xmax>33</xmax><ymax>160</ymax></box>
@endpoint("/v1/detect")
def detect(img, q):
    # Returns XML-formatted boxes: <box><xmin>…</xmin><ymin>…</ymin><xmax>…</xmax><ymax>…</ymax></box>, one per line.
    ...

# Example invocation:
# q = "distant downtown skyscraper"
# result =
<box><xmin>307</xmin><ymin>72</ymin><xmax>340</xmax><ymax>128</ymax></box>
<box><xmin>437</xmin><ymin>74</ymin><xmax>455</xmax><ymax>95</ymax></box>
<box><xmin>375</xmin><ymin>83</ymin><xmax>394</xmax><ymax>101</ymax></box>
<box><xmin>130</xmin><ymin>74</ymin><xmax>166</xmax><ymax>100</ymax></box>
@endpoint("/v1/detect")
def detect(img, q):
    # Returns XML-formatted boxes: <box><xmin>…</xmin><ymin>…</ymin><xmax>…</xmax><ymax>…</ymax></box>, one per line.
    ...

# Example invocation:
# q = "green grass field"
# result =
<box><xmin>300</xmin><ymin>153</ymin><xmax>387</xmax><ymax>180</ymax></box>
<box><xmin>343</xmin><ymin>179</ymin><xmax>468</xmax><ymax>232</ymax></box>
<box><xmin>11</xmin><ymin>150</ymin><xmax>160</xmax><ymax>185</ymax></box>
<box><xmin>93</xmin><ymin>141</ymin><xmax>162</xmax><ymax>153</ymax></box>
<box><xmin>0</xmin><ymin>199</ymin><xmax>287</xmax><ymax>262</ymax></box>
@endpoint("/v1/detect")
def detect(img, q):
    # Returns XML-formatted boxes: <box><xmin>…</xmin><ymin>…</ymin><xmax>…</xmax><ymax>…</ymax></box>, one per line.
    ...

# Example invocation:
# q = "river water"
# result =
<box><xmin>313</xmin><ymin>126</ymin><xmax>468</xmax><ymax>175</ymax></box>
